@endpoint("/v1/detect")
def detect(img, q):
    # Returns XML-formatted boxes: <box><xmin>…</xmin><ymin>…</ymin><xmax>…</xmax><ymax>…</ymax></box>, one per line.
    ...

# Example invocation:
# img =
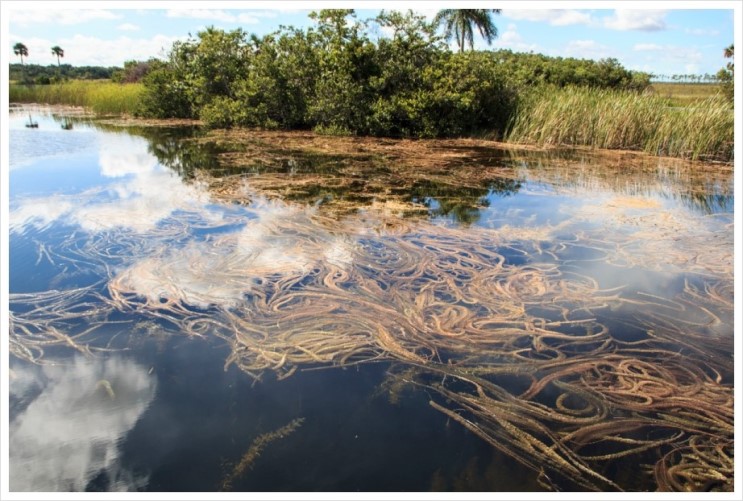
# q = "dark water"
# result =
<box><xmin>7</xmin><ymin>106</ymin><xmax>735</xmax><ymax>493</ymax></box>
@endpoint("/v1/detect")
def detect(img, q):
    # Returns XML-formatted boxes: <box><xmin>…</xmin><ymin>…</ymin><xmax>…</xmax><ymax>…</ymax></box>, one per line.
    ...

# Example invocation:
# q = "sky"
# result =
<box><xmin>1</xmin><ymin>1</ymin><xmax>739</xmax><ymax>78</ymax></box>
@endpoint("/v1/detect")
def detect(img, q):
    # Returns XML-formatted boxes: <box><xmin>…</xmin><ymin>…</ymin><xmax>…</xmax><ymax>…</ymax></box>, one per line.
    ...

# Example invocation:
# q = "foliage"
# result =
<box><xmin>138</xmin><ymin>60</ymin><xmax>193</xmax><ymax>118</ymax></box>
<box><xmin>232</xmin><ymin>29</ymin><xmax>317</xmax><ymax>129</ymax></box>
<box><xmin>111</xmin><ymin>59</ymin><xmax>157</xmax><ymax>83</ymax></box>
<box><xmin>305</xmin><ymin>10</ymin><xmax>378</xmax><ymax>134</ymax></box>
<box><xmin>133</xmin><ymin>9</ymin><xmax>654</xmax><ymax>139</ymax></box>
<box><xmin>13</xmin><ymin>42</ymin><xmax>28</xmax><ymax>64</ymax></box>
<box><xmin>9</xmin><ymin>63</ymin><xmax>118</xmax><ymax>84</ymax></box>
<box><xmin>507</xmin><ymin>86</ymin><xmax>733</xmax><ymax>162</ymax></box>
<box><xmin>51</xmin><ymin>46</ymin><xmax>64</xmax><ymax>66</ymax></box>
<box><xmin>716</xmin><ymin>44</ymin><xmax>734</xmax><ymax>101</ymax></box>
<box><xmin>490</xmin><ymin>50</ymin><xmax>651</xmax><ymax>91</ymax></box>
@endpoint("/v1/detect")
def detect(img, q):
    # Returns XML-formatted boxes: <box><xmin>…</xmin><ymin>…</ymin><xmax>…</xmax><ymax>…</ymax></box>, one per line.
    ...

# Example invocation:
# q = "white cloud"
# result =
<box><xmin>117</xmin><ymin>23</ymin><xmax>140</xmax><ymax>32</ymax></box>
<box><xmin>633</xmin><ymin>43</ymin><xmax>664</xmax><ymax>51</ymax></box>
<box><xmin>500</xmin><ymin>24</ymin><xmax>521</xmax><ymax>44</ymax></box>
<box><xmin>503</xmin><ymin>9</ymin><xmax>592</xmax><ymax>27</ymax></box>
<box><xmin>685</xmin><ymin>63</ymin><xmax>700</xmax><ymax>73</ymax></box>
<box><xmin>10</xmin><ymin>9</ymin><xmax>121</xmax><ymax>26</ymax></box>
<box><xmin>632</xmin><ymin>43</ymin><xmax>703</xmax><ymax>65</ymax></box>
<box><xmin>496</xmin><ymin>24</ymin><xmax>539</xmax><ymax>52</ymax></box>
<box><xmin>165</xmin><ymin>9</ymin><xmax>260</xmax><ymax>24</ymax></box>
<box><xmin>561</xmin><ymin>39</ymin><xmax>613</xmax><ymax>60</ymax></box>
<box><xmin>604</xmin><ymin>10</ymin><xmax>667</xmax><ymax>31</ymax></box>
<box><xmin>685</xmin><ymin>27</ymin><xmax>720</xmax><ymax>37</ymax></box>
<box><xmin>8</xmin><ymin>33</ymin><xmax>185</xmax><ymax>67</ymax></box>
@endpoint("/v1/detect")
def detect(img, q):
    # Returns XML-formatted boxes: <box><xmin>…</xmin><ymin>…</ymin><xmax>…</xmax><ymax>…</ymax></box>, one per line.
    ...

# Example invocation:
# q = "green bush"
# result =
<box><xmin>199</xmin><ymin>96</ymin><xmax>245</xmax><ymax>128</ymax></box>
<box><xmin>138</xmin><ymin>61</ymin><xmax>193</xmax><ymax>118</ymax></box>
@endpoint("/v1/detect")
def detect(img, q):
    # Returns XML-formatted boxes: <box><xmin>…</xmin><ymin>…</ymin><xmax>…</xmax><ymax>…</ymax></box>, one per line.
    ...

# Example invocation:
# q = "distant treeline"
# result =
<box><xmin>651</xmin><ymin>74</ymin><xmax>723</xmax><ymax>84</ymax></box>
<box><xmin>134</xmin><ymin>10</ymin><xmax>653</xmax><ymax>138</ymax></box>
<box><xmin>10</xmin><ymin>63</ymin><xmax>119</xmax><ymax>83</ymax></box>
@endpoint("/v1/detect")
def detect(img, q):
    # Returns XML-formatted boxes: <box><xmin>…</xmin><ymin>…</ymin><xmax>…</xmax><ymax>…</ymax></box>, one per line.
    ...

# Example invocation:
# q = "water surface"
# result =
<box><xmin>8</xmin><ymin>106</ymin><xmax>734</xmax><ymax>492</ymax></box>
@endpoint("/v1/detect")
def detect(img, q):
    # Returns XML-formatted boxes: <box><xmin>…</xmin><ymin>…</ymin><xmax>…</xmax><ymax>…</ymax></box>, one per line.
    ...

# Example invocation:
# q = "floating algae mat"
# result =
<box><xmin>7</xmin><ymin>106</ymin><xmax>735</xmax><ymax>492</ymax></box>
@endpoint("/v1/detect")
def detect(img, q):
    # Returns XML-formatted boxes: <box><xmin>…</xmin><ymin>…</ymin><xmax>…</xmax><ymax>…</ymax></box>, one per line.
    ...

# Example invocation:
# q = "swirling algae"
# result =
<box><xmin>9</xmin><ymin>132</ymin><xmax>733</xmax><ymax>492</ymax></box>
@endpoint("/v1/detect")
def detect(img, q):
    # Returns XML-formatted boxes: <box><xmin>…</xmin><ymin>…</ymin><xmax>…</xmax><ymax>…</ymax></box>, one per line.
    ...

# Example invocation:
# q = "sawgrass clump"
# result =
<box><xmin>9</xmin><ymin>80</ymin><xmax>143</xmax><ymax>115</ymax></box>
<box><xmin>507</xmin><ymin>86</ymin><xmax>733</xmax><ymax>162</ymax></box>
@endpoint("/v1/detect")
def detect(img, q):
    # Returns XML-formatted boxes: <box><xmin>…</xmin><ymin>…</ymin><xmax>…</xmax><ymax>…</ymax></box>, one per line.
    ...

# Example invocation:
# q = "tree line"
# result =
<box><xmin>652</xmin><ymin>74</ymin><xmax>726</xmax><ymax>84</ymax></box>
<box><xmin>135</xmin><ymin>9</ymin><xmax>653</xmax><ymax>138</ymax></box>
<box><xmin>10</xmin><ymin>63</ymin><xmax>118</xmax><ymax>83</ymax></box>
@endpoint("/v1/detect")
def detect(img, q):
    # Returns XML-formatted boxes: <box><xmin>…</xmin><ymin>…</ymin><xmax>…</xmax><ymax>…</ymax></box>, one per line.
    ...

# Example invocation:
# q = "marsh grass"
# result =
<box><xmin>507</xmin><ymin>86</ymin><xmax>734</xmax><ymax>162</ymax></box>
<box><xmin>10</xmin><ymin>81</ymin><xmax>143</xmax><ymax>115</ymax></box>
<box><xmin>651</xmin><ymin>82</ymin><xmax>722</xmax><ymax>107</ymax></box>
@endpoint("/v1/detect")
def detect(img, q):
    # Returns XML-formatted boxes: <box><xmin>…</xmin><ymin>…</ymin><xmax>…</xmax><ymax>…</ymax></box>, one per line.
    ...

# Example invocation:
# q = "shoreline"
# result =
<box><xmin>11</xmin><ymin>102</ymin><xmax>733</xmax><ymax>167</ymax></box>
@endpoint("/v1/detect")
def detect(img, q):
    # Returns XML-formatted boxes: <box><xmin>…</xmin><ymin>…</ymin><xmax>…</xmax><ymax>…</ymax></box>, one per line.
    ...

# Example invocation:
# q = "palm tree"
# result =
<box><xmin>51</xmin><ymin>46</ymin><xmax>64</xmax><ymax>66</ymax></box>
<box><xmin>723</xmin><ymin>44</ymin><xmax>734</xmax><ymax>73</ymax></box>
<box><xmin>433</xmin><ymin>9</ymin><xmax>501</xmax><ymax>53</ymax></box>
<box><xmin>13</xmin><ymin>42</ymin><xmax>28</xmax><ymax>65</ymax></box>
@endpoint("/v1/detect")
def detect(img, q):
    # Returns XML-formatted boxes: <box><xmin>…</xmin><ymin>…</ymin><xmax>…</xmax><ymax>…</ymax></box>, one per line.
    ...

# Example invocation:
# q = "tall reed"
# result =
<box><xmin>507</xmin><ymin>86</ymin><xmax>733</xmax><ymax>162</ymax></box>
<box><xmin>9</xmin><ymin>81</ymin><xmax>144</xmax><ymax>115</ymax></box>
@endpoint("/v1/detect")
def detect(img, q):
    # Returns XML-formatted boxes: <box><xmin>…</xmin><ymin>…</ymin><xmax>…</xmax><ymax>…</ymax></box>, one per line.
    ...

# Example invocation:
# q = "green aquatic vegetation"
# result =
<box><xmin>507</xmin><ymin>86</ymin><xmax>733</xmax><ymax>162</ymax></box>
<box><xmin>221</xmin><ymin>418</ymin><xmax>305</xmax><ymax>491</ymax></box>
<box><xmin>10</xmin><ymin>81</ymin><xmax>143</xmax><ymax>115</ymax></box>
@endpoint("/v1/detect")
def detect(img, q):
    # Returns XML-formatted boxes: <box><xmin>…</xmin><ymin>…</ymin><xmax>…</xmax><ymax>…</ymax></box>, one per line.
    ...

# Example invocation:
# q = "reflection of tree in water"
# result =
<box><xmin>48</xmin><ymin>114</ymin><xmax>731</xmax><ymax>217</ymax></box>
<box><xmin>409</xmin><ymin>177</ymin><xmax>522</xmax><ymax>225</ymax></box>
<box><xmin>107</xmin><ymin>126</ymin><xmax>222</xmax><ymax>180</ymax></box>
<box><xmin>143</xmin><ymin>129</ymin><xmax>221</xmax><ymax>179</ymax></box>
<box><xmin>47</xmin><ymin>115</ymin><xmax>221</xmax><ymax>179</ymax></box>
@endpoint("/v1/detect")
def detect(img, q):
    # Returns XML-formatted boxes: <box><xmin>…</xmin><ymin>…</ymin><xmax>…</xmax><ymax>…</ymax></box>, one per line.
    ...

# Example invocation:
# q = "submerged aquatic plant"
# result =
<box><xmin>221</xmin><ymin>418</ymin><xmax>305</xmax><ymax>491</ymax></box>
<box><xmin>9</xmin><ymin>141</ymin><xmax>734</xmax><ymax>492</ymax></box>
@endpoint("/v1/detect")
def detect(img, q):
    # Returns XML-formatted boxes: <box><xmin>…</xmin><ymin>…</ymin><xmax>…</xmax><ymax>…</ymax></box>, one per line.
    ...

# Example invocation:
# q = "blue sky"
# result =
<box><xmin>3</xmin><ymin>2</ymin><xmax>738</xmax><ymax>77</ymax></box>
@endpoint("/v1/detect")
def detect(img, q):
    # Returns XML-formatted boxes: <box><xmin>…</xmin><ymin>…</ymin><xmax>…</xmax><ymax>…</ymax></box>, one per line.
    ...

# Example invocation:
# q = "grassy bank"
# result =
<box><xmin>10</xmin><ymin>81</ymin><xmax>143</xmax><ymax>115</ymax></box>
<box><xmin>507</xmin><ymin>86</ymin><xmax>733</xmax><ymax>162</ymax></box>
<box><xmin>650</xmin><ymin>82</ymin><xmax>723</xmax><ymax>107</ymax></box>
<box><xmin>11</xmin><ymin>81</ymin><xmax>734</xmax><ymax>163</ymax></box>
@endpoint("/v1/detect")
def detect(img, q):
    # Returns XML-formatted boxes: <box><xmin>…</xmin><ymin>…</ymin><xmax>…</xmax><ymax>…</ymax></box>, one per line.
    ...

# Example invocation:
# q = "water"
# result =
<box><xmin>7</xmin><ymin>106</ymin><xmax>734</xmax><ymax>492</ymax></box>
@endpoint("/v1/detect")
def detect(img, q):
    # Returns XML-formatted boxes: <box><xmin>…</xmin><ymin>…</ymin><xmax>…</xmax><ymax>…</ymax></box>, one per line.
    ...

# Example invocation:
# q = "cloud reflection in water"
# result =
<box><xmin>9</xmin><ymin>357</ymin><xmax>156</xmax><ymax>492</ymax></box>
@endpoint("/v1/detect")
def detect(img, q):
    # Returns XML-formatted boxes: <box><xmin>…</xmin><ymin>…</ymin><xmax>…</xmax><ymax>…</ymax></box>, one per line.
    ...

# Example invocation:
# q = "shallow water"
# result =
<box><xmin>7</xmin><ymin>106</ymin><xmax>734</xmax><ymax>492</ymax></box>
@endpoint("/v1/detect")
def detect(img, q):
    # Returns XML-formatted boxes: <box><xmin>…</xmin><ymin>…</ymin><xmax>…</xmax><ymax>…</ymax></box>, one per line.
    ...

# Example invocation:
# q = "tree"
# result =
<box><xmin>51</xmin><ymin>46</ymin><xmax>64</xmax><ymax>66</ymax></box>
<box><xmin>13</xmin><ymin>42</ymin><xmax>28</xmax><ymax>65</ymax></box>
<box><xmin>433</xmin><ymin>9</ymin><xmax>501</xmax><ymax>53</ymax></box>
<box><xmin>717</xmin><ymin>44</ymin><xmax>734</xmax><ymax>100</ymax></box>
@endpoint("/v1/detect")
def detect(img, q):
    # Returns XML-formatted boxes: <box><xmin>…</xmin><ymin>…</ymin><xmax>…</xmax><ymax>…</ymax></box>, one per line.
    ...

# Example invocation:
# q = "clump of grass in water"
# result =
<box><xmin>507</xmin><ymin>86</ymin><xmax>733</xmax><ymax>162</ymax></box>
<box><xmin>9</xmin><ymin>81</ymin><xmax>143</xmax><ymax>116</ymax></box>
<box><xmin>221</xmin><ymin>417</ymin><xmax>305</xmax><ymax>491</ymax></box>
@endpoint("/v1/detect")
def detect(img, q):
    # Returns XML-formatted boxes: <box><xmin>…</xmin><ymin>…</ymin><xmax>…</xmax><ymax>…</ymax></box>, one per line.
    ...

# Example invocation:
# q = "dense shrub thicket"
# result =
<box><xmin>138</xmin><ymin>9</ymin><xmax>652</xmax><ymax>138</ymax></box>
